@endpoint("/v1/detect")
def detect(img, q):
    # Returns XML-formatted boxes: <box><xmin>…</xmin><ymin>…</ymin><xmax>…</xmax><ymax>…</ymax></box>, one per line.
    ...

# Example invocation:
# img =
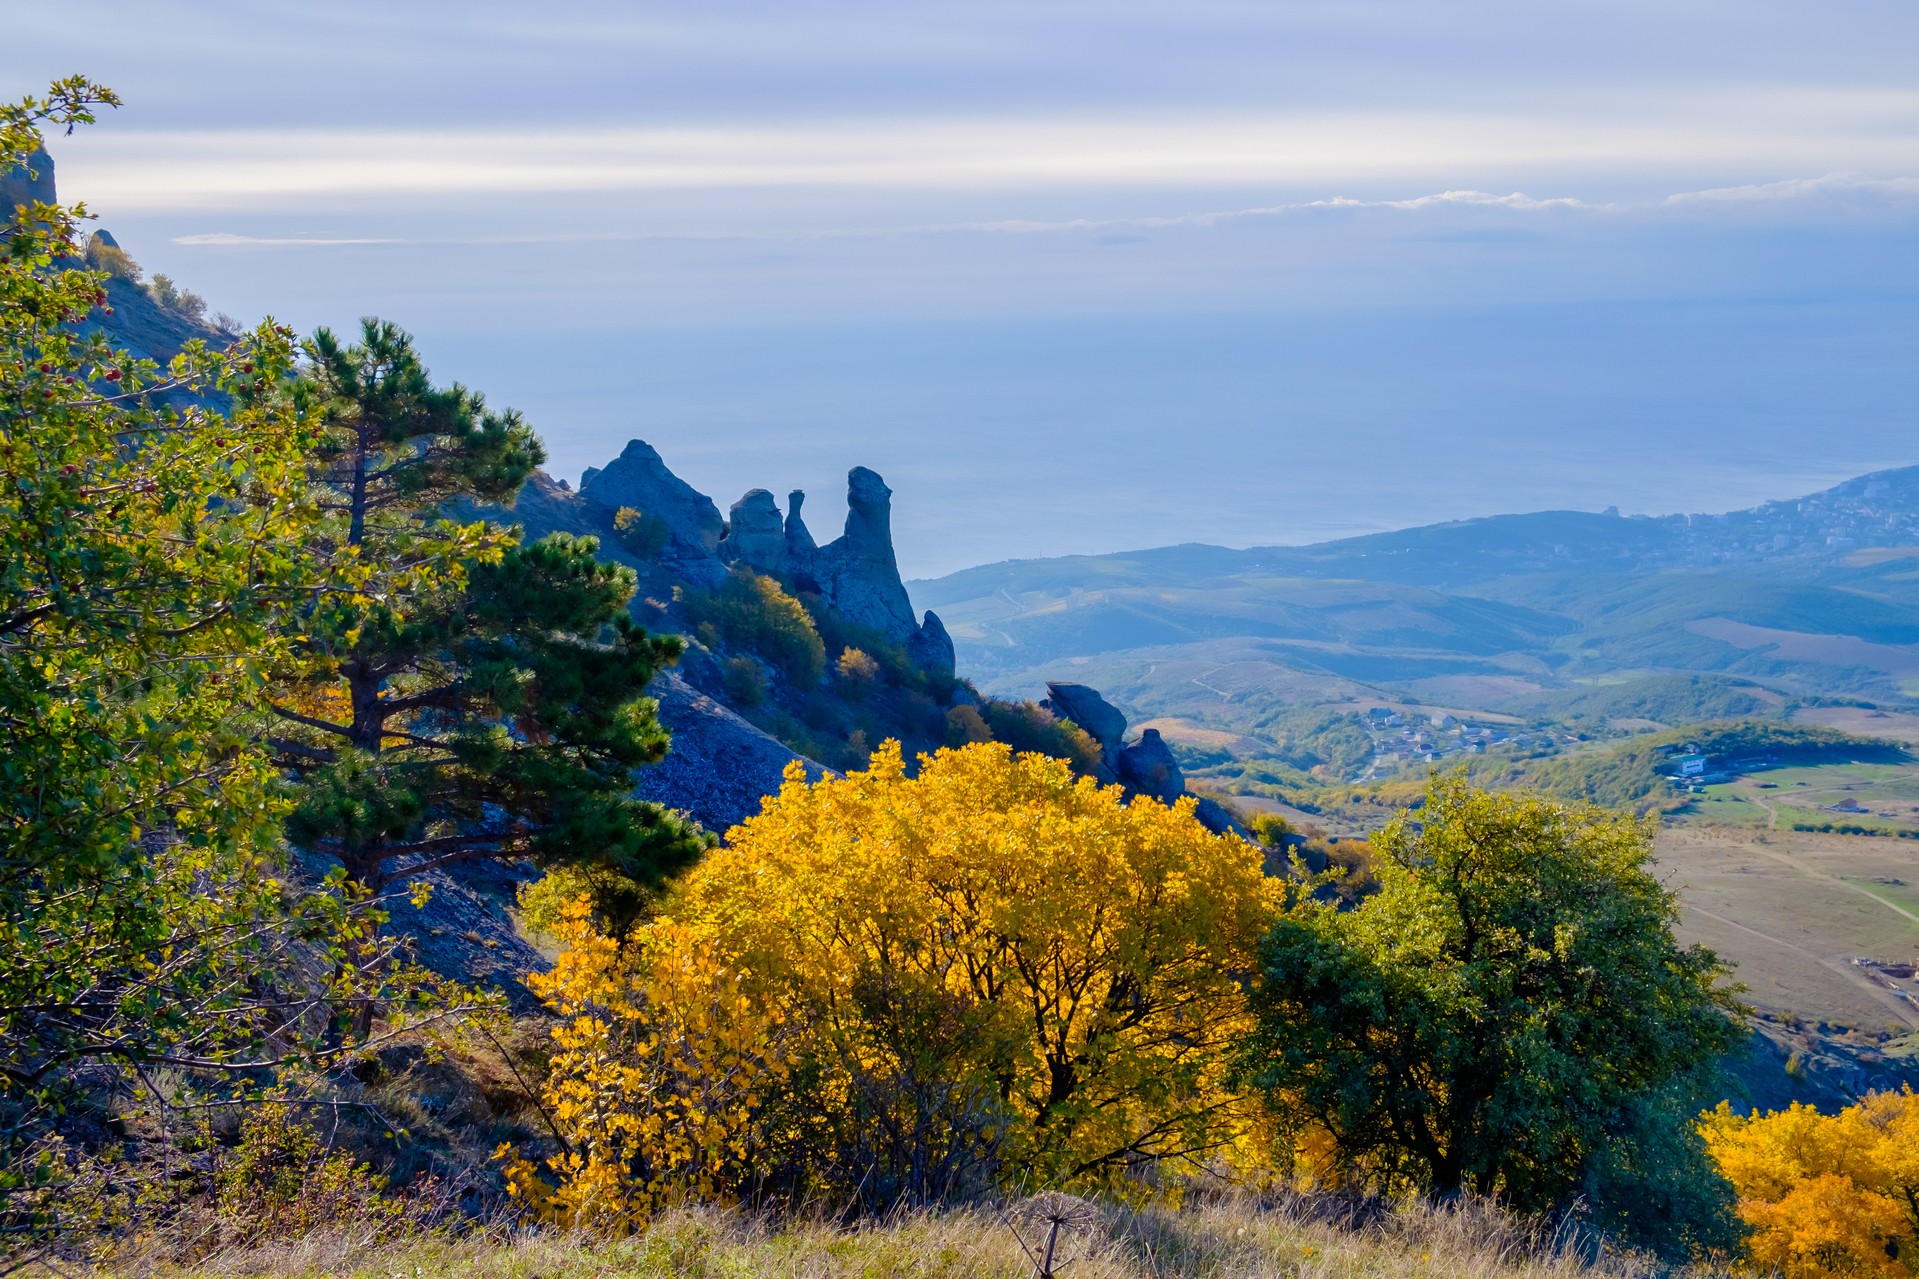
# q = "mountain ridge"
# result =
<box><xmin>913</xmin><ymin>462</ymin><xmax>1919</xmax><ymax>600</ymax></box>
<box><xmin>912</xmin><ymin>461</ymin><xmax>1919</xmax><ymax>780</ymax></box>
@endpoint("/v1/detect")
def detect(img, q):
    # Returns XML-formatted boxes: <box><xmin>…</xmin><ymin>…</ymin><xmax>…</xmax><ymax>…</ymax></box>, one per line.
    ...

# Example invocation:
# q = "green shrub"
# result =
<box><xmin>612</xmin><ymin>506</ymin><xmax>670</xmax><ymax>559</ymax></box>
<box><xmin>1241</xmin><ymin>779</ymin><xmax>1745</xmax><ymax>1261</ymax></box>
<box><xmin>723</xmin><ymin>655</ymin><xmax>768</xmax><ymax>707</ymax></box>
<box><xmin>801</xmin><ymin>593</ymin><xmax>929</xmax><ymax>688</ymax></box>
<box><xmin>213</xmin><ymin>1101</ymin><xmax>420</xmax><ymax>1246</ymax></box>
<box><xmin>684</xmin><ymin>567</ymin><xmax>826</xmax><ymax>689</ymax></box>
<box><xmin>978</xmin><ymin>699</ymin><xmax>1103</xmax><ymax>776</ymax></box>
<box><xmin>147</xmin><ymin>272</ymin><xmax>207</xmax><ymax>322</ymax></box>
<box><xmin>1248</xmin><ymin>813</ymin><xmax>1293</xmax><ymax>847</ymax></box>
<box><xmin>945</xmin><ymin>704</ymin><xmax>991</xmax><ymax>746</ymax></box>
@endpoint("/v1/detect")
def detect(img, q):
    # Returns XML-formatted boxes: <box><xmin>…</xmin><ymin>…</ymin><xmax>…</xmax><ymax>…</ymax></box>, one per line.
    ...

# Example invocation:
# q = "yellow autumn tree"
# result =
<box><xmin>506</xmin><ymin>741</ymin><xmax>1280</xmax><ymax>1222</ymax></box>
<box><xmin>1701</xmin><ymin>1089</ymin><xmax>1919</xmax><ymax>1278</ymax></box>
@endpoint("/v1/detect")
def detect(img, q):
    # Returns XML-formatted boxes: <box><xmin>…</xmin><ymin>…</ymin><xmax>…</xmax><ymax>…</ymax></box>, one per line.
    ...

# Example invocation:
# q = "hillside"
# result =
<box><xmin>914</xmin><ymin>465</ymin><xmax>1919</xmax><ymax>781</ymax></box>
<box><xmin>18</xmin><ymin>99</ymin><xmax>1919</xmax><ymax>1276</ymax></box>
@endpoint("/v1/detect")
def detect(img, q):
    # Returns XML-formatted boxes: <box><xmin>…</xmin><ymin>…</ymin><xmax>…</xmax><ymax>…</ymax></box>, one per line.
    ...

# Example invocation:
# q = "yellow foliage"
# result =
<box><xmin>1701</xmin><ymin>1089</ymin><xmax>1919</xmax><ymax>1277</ymax></box>
<box><xmin>707</xmin><ymin>742</ymin><xmax>1277</xmax><ymax>1188</ymax></box>
<box><xmin>836</xmin><ymin>646</ymin><xmax>880</xmax><ymax>700</ymax></box>
<box><xmin>836</xmin><ymin>646</ymin><xmax>880</xmax><ymax>683</ymax></box>
<box><xmin>499</xmin><ymin>901</ymin><xmax>786</xmax><ymax>1231</ymax></box>
<box><xmin>509</xmin><ymin>742</ymin><xmax>1281</xmax><ymax>1226</ymax></box>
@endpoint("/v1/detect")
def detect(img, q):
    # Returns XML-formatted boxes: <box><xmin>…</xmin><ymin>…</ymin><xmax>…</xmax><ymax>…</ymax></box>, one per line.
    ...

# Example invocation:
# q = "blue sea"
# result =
<box><xmin>426</xmin><ymin>296</ymin><xmax>1919</xmax><ymax>580</ymax></box>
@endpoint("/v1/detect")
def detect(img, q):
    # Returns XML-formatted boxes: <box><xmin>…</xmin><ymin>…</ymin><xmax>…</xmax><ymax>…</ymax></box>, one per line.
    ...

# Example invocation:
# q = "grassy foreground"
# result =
<box><xmin>104</xmin><ymin>1197</ymin><xmax>1729</xmax><ymax>1279</ymax></box>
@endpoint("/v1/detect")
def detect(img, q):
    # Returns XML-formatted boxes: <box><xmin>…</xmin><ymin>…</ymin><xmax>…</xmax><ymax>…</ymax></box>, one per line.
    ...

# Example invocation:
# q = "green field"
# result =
<box><xmin>1674</xmin><ymin>760</ymin><xmax>1919</xmax><ymax>835</ymax></box>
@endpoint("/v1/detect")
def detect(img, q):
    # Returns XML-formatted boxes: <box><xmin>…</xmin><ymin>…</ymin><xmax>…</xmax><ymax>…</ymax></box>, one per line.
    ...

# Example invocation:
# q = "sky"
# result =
<box><xmin>11</xmin><ymin>1</ymin><xmax>1919</xmax><ymax>577</ymax></box>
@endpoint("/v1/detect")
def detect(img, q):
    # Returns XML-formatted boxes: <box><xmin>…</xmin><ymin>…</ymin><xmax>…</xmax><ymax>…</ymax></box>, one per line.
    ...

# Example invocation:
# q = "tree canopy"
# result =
<box><xmin>0</xmin><ymin>80</ymin><xmax>445</xmax><ymax>1249</ymax></box>
<box><xmin>1702</xmin><ymin>1090</ymin><xmax>1919</xmax><ymax>1278</ymax></box>
<box><xmin>1238</xmin><ymin>777</ymin><xmax>1746</xmax><ymax>1258</ymax></box>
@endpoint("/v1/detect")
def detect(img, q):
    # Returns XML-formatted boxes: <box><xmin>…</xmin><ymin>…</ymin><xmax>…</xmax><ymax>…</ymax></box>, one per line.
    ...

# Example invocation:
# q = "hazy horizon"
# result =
<box><xmin>12</xmin><ymin>1</ymin><xmax>1918</xmax><ymax>576</ymax></box>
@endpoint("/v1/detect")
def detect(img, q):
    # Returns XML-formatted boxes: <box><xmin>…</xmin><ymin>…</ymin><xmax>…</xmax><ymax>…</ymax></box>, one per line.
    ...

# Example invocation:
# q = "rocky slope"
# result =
<box><xmin>50</xmin><ymin>165</ymin><xmax>1252</xmax><ymax>991</ymax></box>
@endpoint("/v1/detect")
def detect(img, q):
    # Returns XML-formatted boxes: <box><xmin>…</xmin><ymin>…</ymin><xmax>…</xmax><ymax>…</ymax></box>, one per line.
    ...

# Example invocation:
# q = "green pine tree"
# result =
<box><xmin>272</xmin><ymin>320</ymin><xmax>710</xmax><ymax>907</ymax></box>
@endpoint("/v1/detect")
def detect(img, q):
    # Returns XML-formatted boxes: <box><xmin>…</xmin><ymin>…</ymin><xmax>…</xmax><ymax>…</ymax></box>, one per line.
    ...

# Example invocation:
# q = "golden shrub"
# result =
<box><xmin>715</xmin><ymin>743</ymin><xmax>1277</xmax><ymax>1186</ymax></box>
<box><xmin>499</xmin><ymin>902</ymin><xmax>787</xmax><ymax>1230</ymax></box>
<box><xmin>1701</xmin><ymin>1089</ymin><xmax>1919</xmax><ymax>1277</ymax></box>
<box><xmin>835</xmin><ymin>646</ymin><xmax>880</xmax><ymax>699</ymax></box>
<box><xmin>508</xmin><ymin>742</ymin><xmax>1280</xmax><ymax>1225</ymax></box>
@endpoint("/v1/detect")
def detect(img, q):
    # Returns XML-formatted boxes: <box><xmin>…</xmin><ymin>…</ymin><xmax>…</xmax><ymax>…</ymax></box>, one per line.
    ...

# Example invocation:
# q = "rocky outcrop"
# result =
<box><xmin>809</xmin><ymin>467</ymin><xmax>920</xmax><ymax>642</ymax></box>
<box><xmin>570</xmin><ymin>443</ymin><xmax>950</xmax><ymax>677</ymax></box>
<box><xmin>906</xmin><ymin>610</ymin><xmax>956</xmax><ymax>683</ymax></box>
<box><xmin>1041</xmin><ymin>681</ymin><xmax>1241</xmax><ymax>835</ymax></box>
<box><xmin>1043</xmin><ymin>683</ymin><xmax>1130</xmax><ymax>775</ymax></box>
<box><xmin>578</xmin><ymin>439</ymin><xmax>727</xmax><ymax>585</ymax></box>
<box><xmin>636</xmin><ymin>671</ymin><xmax>828</xmax><ymax>833</ymax></box>
<box><xmin>719</xmin><ymin>488</ymin><xmax>785</xmax><ymax>573</ymax></box>
<box><xmin>1116</xmin><ymin>728</ymin><xmax>1183</xmax><ymax>805</ymax></box>
<box><xmin>1</xmin><ymin>146</ymin><xmax>55</xmax><ymax>214</ymax></box>
<box><xmin>783</xmin><ymin>490</ymin><xmax>818</xmax><ymax>571</ymax></box>
<box><xmin>568</xmin><ymin>442</ymin><xmax>955</xmax><ymax>685</ymax></box>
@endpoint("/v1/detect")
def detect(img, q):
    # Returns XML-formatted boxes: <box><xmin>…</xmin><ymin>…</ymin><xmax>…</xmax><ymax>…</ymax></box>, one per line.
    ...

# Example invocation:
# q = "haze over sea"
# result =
<box><xmin>13</xmin><ymin>1</ymin><xmax>1919</xmax><ymax>577</ymax></box>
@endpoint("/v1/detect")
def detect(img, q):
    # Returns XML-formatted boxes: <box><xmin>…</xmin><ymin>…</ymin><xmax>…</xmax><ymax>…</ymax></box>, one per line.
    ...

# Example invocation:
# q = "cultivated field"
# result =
<box><xmin>1655</xmin><ymin>824</ymin><xmax>1919</xmax><ymax>1081</ymax></box>
<box><xmin>1677</xmin><ymin>761</ymin><xmax>1919</xmax><ymax>833</ymax></box>
<box><xmin>1791</xmin><ymin>703</ymin><xmax>1919</xmax><ymax>740</ymax></box>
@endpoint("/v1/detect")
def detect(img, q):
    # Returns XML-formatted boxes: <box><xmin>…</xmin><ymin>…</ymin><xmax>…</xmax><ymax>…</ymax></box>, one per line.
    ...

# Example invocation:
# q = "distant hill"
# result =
<box><xmin>912</xmin><ymin>466</ymin><xmax>1919</xmax><ymax>780</ymax></box>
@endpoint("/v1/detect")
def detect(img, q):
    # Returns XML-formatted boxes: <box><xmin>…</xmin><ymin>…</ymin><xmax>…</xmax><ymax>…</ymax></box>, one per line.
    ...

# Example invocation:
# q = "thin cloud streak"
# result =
<box><xmin>169</xmin><ymin>176</ymin><xmax>1919</xmax><ymax>250</ymax></box>
<box><xmin>173</xmin><ymin>232</ymin><xmax>399</xmax><ymax>246</ymax></box>
<box><xmin>65</xmin><ymin>96</ymin><xmax>1919</xmax><ymax>211</ymax></box>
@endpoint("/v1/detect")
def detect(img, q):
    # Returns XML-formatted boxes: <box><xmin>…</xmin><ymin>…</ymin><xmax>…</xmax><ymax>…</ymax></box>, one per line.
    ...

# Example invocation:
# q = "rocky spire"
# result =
<box><xmin>784</xmin><ymin>489</ymin><xmax>817</xmax><ymax>557</ymax></box>
<box><xmin>578</xmin><ymin>439</ymin><xmax>727</xmax><ymax>585</ymax></box>
<box><xmin>719</xmin><ymin>489</ymin><xmax>784</xmax><ymax>572</ymax></box>
<box><xmin>812</xmin><ymin>467</ymin><xmax>920</xmax><ymax>641</ymax></box>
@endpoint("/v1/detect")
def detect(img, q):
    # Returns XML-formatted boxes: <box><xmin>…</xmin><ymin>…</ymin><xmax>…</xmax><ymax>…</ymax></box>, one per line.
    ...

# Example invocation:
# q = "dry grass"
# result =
<box><xmin>88</xmin><ymin>1195</ymin><xmax>1730</xmax><ymax>1279</ymax></box>
<box><xmin>1658</xmin><ymin>823</ymin><xmax>1919</xmax><ymax>1034</ymax></box>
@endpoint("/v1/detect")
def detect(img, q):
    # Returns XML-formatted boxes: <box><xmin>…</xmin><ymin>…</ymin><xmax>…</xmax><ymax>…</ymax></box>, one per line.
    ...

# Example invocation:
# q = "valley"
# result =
<box><xmin>916</xmin><ymin>465</ymin><xmax>1919</xmax><ymax>786</ymax></box>
<box><xmin>915</xmin><ymin>468</ymin><xmax>1919</xmax><ymax>1106</ymax></box>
